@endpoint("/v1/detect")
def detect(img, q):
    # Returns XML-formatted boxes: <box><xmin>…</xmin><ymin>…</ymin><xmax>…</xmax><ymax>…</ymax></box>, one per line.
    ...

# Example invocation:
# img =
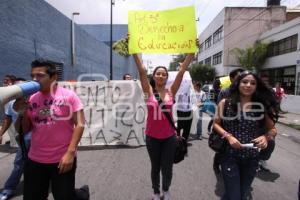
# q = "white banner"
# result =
<box><xmin>59</xmin><ymin>81</ymin><xmax>147</xmax><ymax>146</ymax></box>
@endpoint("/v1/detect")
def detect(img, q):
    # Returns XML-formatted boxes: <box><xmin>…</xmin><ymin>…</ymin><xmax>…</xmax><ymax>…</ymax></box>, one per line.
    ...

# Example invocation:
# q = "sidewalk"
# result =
<box><xmin>277</xmin><ymin>112</ymin><xmax>300</xmax><ymax>129</ymax></box>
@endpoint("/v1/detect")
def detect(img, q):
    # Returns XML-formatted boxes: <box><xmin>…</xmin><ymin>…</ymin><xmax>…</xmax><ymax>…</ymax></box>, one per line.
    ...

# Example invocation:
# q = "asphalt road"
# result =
<box><xmin>0</xmin><ymin>118</ymin><xmax>299</xmax><ymax>200</ymax></box>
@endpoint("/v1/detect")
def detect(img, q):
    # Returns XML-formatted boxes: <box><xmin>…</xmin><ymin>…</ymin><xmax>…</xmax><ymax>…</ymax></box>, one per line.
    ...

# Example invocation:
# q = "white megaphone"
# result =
<box><xmin>0</xmin><ymin>81</ymin><xmax>41</xmax><ymax>106</ymax></box>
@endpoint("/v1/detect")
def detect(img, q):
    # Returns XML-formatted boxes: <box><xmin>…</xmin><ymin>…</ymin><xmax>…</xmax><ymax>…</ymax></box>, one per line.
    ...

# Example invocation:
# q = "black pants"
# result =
<box><xmin>23</xmin><ymin>158</ymin><xmax>77</xmax><ymax>200</ymax></box>
<box><xmin>176</xmin><ymin>110</ymin><xmax>193</xmax><ymax>140</ymax></box>
<box><xmin>208</xmin><ymin>118</ymin><xmax>214</xmax><ymax>132</ymax></box>
<box><xmin>213</xmin><ymin>152</ymin><xmax>222</xmax><ymax>170</ymax></box>
<box><xmin>146</xmin><ymin>135</ymin><xmax>176</xmax><ymax>194</ymax></box>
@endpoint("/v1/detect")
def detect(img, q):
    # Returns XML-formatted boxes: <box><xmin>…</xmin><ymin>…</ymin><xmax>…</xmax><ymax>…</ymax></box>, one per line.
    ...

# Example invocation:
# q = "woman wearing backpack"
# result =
<box><xmin>132</xmin><ymin>52</ymin><xmax>194</xmax><ymax>200</ymax></box>
<box><xmin>213</xmin><ymin>71</ymin><xmax>279</xmax><ymax>200</ymax></box>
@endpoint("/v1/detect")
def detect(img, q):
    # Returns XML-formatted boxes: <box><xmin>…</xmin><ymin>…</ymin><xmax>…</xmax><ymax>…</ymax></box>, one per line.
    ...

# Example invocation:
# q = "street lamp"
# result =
<box><xmin>110</xmin><ymin>0</ymin><xmax>125</xmax><ymax>80</ymax></box>
<box><xmin>72</xmin><ymin>12</ymin><xmax>80</xmax><ymax>66</ymax></box>
<box><xmin>110</xmin><ymin>0</ymin><xmax>114</xmax><ymax>80</ymax></box>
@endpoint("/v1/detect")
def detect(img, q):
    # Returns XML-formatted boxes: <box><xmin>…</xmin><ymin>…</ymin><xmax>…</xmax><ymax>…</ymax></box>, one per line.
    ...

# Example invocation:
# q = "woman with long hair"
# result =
<box><xmin>213</xmin><ymin>71</ymin><xmax>279</xmax><ymax>200</ymax></box>
<box><xmin>132</xmin><ymin>52</ymin><xmax>194</xmax><ymax>200</ymax></box>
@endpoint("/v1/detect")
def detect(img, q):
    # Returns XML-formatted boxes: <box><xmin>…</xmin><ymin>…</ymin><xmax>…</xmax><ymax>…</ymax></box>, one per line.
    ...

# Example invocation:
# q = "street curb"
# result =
<box><xmin>277</xmin><ymin>121</ymin><xmax>300</xmax><ymax>131</ymax></box>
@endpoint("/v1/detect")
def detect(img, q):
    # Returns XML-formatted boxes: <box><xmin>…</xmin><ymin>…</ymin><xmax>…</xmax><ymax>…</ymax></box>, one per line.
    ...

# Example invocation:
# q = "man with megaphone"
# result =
<box><xmin>14</xmin><ymin>59</ymin><xmax>85</xmax><ymax>200</ymax></box>
<box><xmin>0</xmin><ymin>74</ymin><xmax>17</xmax><ymax>146</ymax></box>
<box><xmin>0</xmin><ymin>77</ymin><xmax>33</xmax><ymax>200</ymax></box>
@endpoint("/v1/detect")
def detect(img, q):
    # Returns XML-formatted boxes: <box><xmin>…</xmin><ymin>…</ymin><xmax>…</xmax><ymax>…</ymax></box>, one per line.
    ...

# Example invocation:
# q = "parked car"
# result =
<box><xmin>201</xmin><ymin>84</ymin><xmax>213</xmax><ymax>93</ymax></box>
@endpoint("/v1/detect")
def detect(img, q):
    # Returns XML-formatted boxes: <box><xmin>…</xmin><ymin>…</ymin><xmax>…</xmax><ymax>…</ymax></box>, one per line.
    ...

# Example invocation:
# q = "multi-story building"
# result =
<box><xmin>259</xmin><ymin>16</ymin><xmax>300</xmax><ymax>94</ymax></box>
<box><xmin>198</xmin><ymin>6</ymin><xmax>288</xmax><ymax>77</ymax></box>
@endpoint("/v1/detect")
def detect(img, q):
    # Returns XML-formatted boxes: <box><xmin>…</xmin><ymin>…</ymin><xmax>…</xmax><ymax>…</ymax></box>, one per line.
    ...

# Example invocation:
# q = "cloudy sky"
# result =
<box><xmin>45</xmin><ymin>0</ymin><xmax>299</xmax><ymax>67</ymax></box>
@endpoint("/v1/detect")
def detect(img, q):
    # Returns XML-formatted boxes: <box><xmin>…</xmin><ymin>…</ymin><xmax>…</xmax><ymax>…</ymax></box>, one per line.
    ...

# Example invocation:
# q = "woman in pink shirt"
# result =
<box><xmin>132</xmin><ymin>52</ymin><xmax>194</xmax><ymax>200</ymax></box>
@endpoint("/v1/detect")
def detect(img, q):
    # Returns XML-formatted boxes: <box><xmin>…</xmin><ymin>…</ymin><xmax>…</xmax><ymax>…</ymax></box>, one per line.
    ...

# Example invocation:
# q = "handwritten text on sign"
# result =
<box><xmin>128</xmin><ymin>6</ymin><xmax>197</xmax><ymax>54</ymax></box>
<box><xmin>59</xmin><ymin>81</ymin><xmax>147</xmax><ymax>146</ymax></box>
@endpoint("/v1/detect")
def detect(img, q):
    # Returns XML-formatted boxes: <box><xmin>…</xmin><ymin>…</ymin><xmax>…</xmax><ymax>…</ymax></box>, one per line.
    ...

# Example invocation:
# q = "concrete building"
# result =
<box><xmin>198</xmin><ymin>6</ymin><xmax>288</xmax><ymax>77</ymax></box>
<box><xmin>0</xmin><ymin>0</ymin><xmax>137</xmax><ymax>81</ymax></box>
<box><xmin>259</xmin><ymin>16</ymin><xmax>300</xmax><ymax>95</ymax></box>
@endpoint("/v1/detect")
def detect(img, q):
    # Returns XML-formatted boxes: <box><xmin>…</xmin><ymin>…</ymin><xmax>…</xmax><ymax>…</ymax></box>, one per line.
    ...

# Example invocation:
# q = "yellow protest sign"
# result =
<box><xmin>220</xmin><ymin>76</ymin><xmax>231</xmax><ymax>89</ymax></box>
<box><xmin>128</xmin><ymin>6</ymin><xmax>197</xmax><ymax>54</ymax></box>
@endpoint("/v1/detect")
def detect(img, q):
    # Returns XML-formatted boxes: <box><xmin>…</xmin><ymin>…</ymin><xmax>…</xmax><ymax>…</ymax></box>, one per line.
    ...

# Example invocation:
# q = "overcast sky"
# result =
<box><xmin>45</xmin><ymin>0</ymin><xmax>300</xmax><ymax>68</ymax></box>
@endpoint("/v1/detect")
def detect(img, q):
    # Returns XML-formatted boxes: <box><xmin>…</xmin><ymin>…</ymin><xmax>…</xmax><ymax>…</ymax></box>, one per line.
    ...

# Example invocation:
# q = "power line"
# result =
<box><xmin>224</xmin><ymin>0</ymin><xmax>290</xmax><ymax>39</ymax></box>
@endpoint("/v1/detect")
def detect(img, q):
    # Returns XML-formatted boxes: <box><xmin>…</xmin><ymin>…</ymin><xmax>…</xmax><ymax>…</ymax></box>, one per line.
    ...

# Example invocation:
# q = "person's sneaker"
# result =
<box><xmin>196</xmin><ymin>135</ymin><xmax>202</xmax><ymax>140</ymax></box>
<box><xmin>152</xmin><ymin>193</ymin><xmax>160</xmax><ymax>200</ymax></box>
<box><xmin>75</xmin><ymin>185</ymin><xmax>90</xmax><ymax>200</ymax></box>
<box><xmin>163</xmin><ymin>191</ymin><xmax>171</xmax><ymax>200</ymax></box>
<box><xmin>0</xmin><ymin>190</ymin><xmax>14</xmax><ymax>200</ymax></box>
<box><xmin>258</xmin><ymin>160</ymin><xmax>270</xmax><ymax>172</ymax></box>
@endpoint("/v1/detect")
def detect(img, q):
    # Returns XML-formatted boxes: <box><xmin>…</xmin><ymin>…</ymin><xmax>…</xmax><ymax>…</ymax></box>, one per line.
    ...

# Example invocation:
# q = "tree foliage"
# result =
<box><xmin>169</xmin><ymin>54</ymin><xmax>215</xmax><ymax>83</ymax></box>
<box><xmin>169</xmin><ymin>54</ymin><xmax>186</xmax><ymax>71</ymax></box>
<box><xmin>232</xmin><ymin>41</ymin><xmax>269</xmax><ymax>72</ymax></box>
<box><xmin>189</xmin><ymin>63</ymin><xmax>216</xmax><ymax>84</ymax></box>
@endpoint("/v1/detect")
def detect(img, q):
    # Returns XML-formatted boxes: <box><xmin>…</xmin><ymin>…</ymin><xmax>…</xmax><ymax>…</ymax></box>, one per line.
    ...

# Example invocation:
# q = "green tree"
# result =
<box><xmin>232</xmin><ymin>42</ymin><xmax>269</xmax><ymax>72</ymax></box>
<box><xmin>169</xmin><ymin>54</ymin><xmax>186</xmax><ymax>71</ymax></box>
<box><xmin>189</xmin><ymin>63</ymin><xmax>216</xmax><ymax>84</ymax></box>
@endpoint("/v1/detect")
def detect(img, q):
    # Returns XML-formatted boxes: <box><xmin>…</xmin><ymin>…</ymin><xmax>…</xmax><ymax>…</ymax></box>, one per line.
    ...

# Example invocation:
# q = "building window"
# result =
<box><xmin>261</xmin><ymin>66</ymin><xmax>296</xmax><ymax>94</ymax></box>
<box><xmin>205</xmin><ymin>36</ymin><xmax>212</xmax><ymax>49</ymax></box>
<box><xmin>267</xmin><ymin>34</ymin><xmax>298</xmax><ymax>57</ymax></box>
<box><xmin>53</xmin><ymin>62</ymin><xmax>64</xmax><ymax>81</ymax></box>
<box><xmin>204</xmin><ymin>57</ymin><xmax>211</xmax><ymax>65</ymax></box>
<box><xmin>213</xmin><ymin>51</ymin><xmax>222</xmax><ymax>65</ymax></box>
<box><xmin>199</xmin><ymin>43</ymin><xmax>204</xmax><ymax>53</ymax></box>
<box><xmin>213</xmin><ymin>26</ymin><xmax>223</xmax><ymax>44</ymax></box>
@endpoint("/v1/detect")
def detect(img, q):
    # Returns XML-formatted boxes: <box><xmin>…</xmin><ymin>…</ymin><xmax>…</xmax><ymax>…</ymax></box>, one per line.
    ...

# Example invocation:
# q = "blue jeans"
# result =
<box><xmin>221</xmin><ymin>156</ymin><xmax>259</xmax><ymax>200</ymax></box>
<box><xmin>196</xmin><ymin>110</ymin><xmax>203</xmax><ymax>136</ymax></box>
<box><xmin>4</xmin><ymin>133</ymin><xmax>31</xmax><ymax>191</ymax></box>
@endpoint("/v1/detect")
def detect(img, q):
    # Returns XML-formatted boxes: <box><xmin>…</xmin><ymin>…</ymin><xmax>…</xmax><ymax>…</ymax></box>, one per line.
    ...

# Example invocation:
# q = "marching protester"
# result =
<box><xmin>213</xmin><ymin>68</ymin><xmax>244</xmax><ymax>174</ymax></box>
<box><xmin>14</xmin><ymin>59</ymin><xmax>85</xmax><ymax>200</ymax></box>
<box><xmin>0</xmin><ymin>78</ymin><xmax>31</xmax><ymax>200</ymax></box>
<box><xmin>207</xmin><ymin>79</ymin><xmax>221</xmax><ymax>134</ymax></box>
<box><xmin>176</xmin><ymin>80</ymin><xmax>193</xmax><ymax>142</ymax></box>
<box><xmin>0</xmin><ymin>74</ymin><xmax>17</xmax><ymax>146</ymax></box>
<box><xmin>273</xmin><ymin>82</ymin><xmax>286</xmax><ymax>112</ymax></box>
<box><xmin>123</xmin><ymin>73</ymin><xmax>133</xmax><ymax>80</ymax></box>
<box><xmin>2</xmin><ymin>75</ymin><xmax>16</xmax><ymax>87</ymax></box>
<box><xmin>192</xmin><ymin>81</ymin><xmax>206</xmax><ymax>140</ymax></box>
<box><xmin>217</xmin><ymin>68</ymin><xmax>244</xmax><ymax>104</ymax></box>
<box><xmin>213</xmin><ymin>70</ymin><xmax>279</xmax><ymax>200</ymax></box>
<box><xmin>132</xmin><ymin>50</ymin><xmax>194</xmax><ymax>200</ymax></box>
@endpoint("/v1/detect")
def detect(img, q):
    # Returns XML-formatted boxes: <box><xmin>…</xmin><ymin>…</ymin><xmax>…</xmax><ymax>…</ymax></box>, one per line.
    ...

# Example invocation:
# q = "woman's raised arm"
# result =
<box><xmin>132</xmin><ymin>54</ymin><xmax>151</xmax><ymax>97</ymax></box>
<box><xmin>170</xmin><ymin>53</ymin><xmax>194</xmax><ymax>96</ymax></box>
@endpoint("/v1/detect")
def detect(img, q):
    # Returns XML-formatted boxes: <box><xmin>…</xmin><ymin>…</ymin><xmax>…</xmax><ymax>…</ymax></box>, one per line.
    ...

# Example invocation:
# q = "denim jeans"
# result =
<box><xmin>146</xmin><ymin>135</ymin><xmax>176</xmax><ymax>194</ymax></box>
<box><xmin>221</xmin><ymin>156</ymin><xmax>259</xmax><ymax>200</ymax></box>
<box><xmin>3</xmin><ymin>133</ymin><xmax>31</xmax><ymax>191</ymax></box>
<box><xmin>196</xmin><ymin>110</ymin><xmax>203</xmax><ymax>136</ymax></box>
